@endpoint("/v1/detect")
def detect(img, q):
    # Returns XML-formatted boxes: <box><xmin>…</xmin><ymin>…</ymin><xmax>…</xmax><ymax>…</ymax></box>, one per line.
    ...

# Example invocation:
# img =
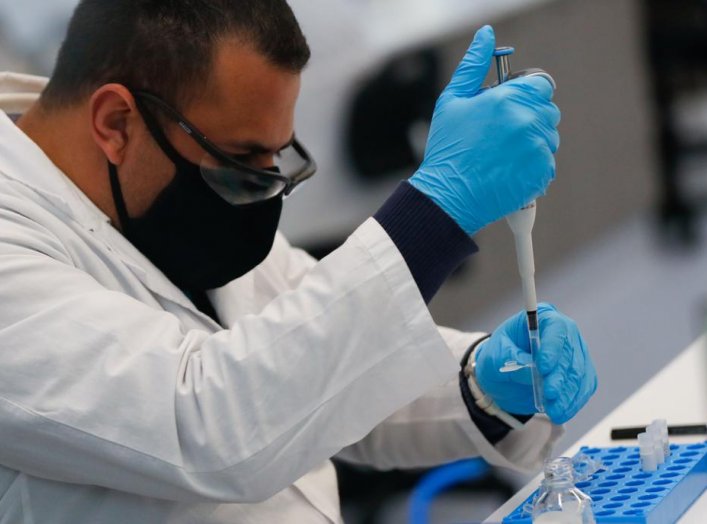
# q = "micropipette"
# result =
<box><xmin>493</xmin><ymin>47</ymin><xmax>556</xmax><ymax>413</ymax></box>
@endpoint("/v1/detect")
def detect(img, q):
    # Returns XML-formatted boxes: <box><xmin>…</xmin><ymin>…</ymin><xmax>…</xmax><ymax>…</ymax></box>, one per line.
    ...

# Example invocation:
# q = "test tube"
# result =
<box><xmin>638</xmin><ymin>432</ymin><xmax>658</xmax><ymax>472</ymax></box>
<box><xmin>647</xmin><ymin>423</ymin><xmax>665</xmax><ymax>465</ymax></box>
<box><xmin>655</xmin><ymin>419</ymin><xmax>670</xmax><ymax>457</ymax></box>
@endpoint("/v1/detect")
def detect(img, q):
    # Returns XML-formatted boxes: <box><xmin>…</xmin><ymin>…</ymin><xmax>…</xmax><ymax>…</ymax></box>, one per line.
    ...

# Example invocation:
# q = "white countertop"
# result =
<box><xmin>484</xmin><ymin>335</ymin><xmax>707</xmax><ymax>523</ymax></box>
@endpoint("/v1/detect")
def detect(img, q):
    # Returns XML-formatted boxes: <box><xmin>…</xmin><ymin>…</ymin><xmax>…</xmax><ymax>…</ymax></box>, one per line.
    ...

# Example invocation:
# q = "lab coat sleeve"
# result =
<box><xmin>0</xmin><ymin>207</ymin><xmax>460</xmax><ymax>503</ymax></box>
<box><xmin>277</xmin><ymin>232</ymin><xmax>319</xmax><ymax>283</ymax></box>
<box><xmin>268</xmin><ymin>231</ymin><xmax>319</xmax><ymax>286</ymax></box>
<box><xmin>336</xmin><ymin>326</ymin><xmax>564</xmax><ymax>474</ymax></box>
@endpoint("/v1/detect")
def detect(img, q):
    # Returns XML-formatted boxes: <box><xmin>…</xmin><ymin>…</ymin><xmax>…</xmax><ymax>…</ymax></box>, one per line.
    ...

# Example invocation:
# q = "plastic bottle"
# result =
<box><xmin>531</xmin><ymin>457</ymin><xmax>596</xmax><ymax>524</ymax></box>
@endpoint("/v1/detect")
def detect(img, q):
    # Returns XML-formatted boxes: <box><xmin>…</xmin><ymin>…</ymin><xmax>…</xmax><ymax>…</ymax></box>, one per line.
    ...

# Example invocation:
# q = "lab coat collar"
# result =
<box><xmin>0</xmin><ymin>114</ymin><xmax>111</xmax><ymax>232</ymax></box>
<box><xmin>0</xmin><ymin>72</ymin><xmax>110</xmax><ymax>229</ymax></box>
<box><xmin>0</xmin><ymin>72</ymin><xmax>220</xmax><ymax>326</ymax></box>
<box><xmin>0</xmin><ymin>71</ymin><xmax>48</xmax><ymax>113</ymax></box>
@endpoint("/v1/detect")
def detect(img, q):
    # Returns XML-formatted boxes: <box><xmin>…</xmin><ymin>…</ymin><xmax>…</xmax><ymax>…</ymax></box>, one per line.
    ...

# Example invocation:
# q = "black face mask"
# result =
<box><xmin>109</xmin><ymin>115</ymin><xmax>283</xmax><ymax>291</ymax></box>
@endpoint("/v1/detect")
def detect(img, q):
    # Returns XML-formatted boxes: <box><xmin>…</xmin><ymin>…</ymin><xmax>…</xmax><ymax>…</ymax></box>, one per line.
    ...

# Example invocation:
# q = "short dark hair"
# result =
<box><xmin>40</xmin><ymin>0</ymin><xmax>310</xmax><ymax>110</ymax></box>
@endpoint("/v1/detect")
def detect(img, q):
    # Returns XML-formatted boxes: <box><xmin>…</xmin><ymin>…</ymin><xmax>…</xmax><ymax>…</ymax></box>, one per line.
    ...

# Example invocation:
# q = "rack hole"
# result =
<box><xmin>614</xmin><ymin>467</ymin><xmax>631</xmax><ymax>473</ymax></box>
<box><xmin>611</xmin><ymin>495</ymin><xmax>630</xmax><ymax>501</ymax></box>
<box><xmin>646</xmin><ymin>487</ymin><xmax>666</xmax><ymax>493</ymax></box>
<box><xmin>639</xmin><ymin>494</ymin><xmax>659</xmax><ymax>500</ymax></box>
<box><xmin>603</xmin><ymin>454</ymin><xmax>619</xmax><ymax>461</ymax></box>
<box><xmin>576</xmin><ymin>481</ymin><xmax>591</xmax><ymax>489</ymax></box>
<box><xmin>667</xmin><ymin>465</ymin><xmax>686</xmax><ymax>471</ymax></box>
<box><xmin>621</xmin><ymin>460</ymin><xmax>639</xmax><ymax>466</ymax></box>
<box><xmin>660</xmin><ymin>472</ymin><xmax>680</xmax><ymax>478</ymax></box>
<box><xmin>653</xmin><ymin>479</ymin><xmax>674</xmax><ymax>485</ymax></box>
<box><xmin>626</xmin><ymin>480</ymin><xmax>644</xmax><ymax>487</ymax></box>
<box><xmin>681</xmin><ymin>451</ymin><xmax>699</xmax><ymax>457</ymax></box>
<box><xmin>686</xmin><ymin>443</ymin><xmax>705</xmax><ymax>450</ymax></box>
<box><xmin>595</xmin><ymin>510</ymin><xmax>616</xmax><ymax>517</ymax></box>
<box><xmin>674</xmin><ymin>458</ymin><xmax>693</xmax><ymax>464</ymax></box>
<box><xmin>598</xmin><ymin>481</ymin><xmax>618</xmax><ymax>487</ymax></box>
<box><xmin>606</xmin><ymin>474</ymin><xmax>625</xmax><ymax>480</ymax></box>
<box><xmin>618</xmin><ymin>488</ymin><xmax>637</xmax><ymax>494</ymax></box>
<box><xmin>624</xmin><ymin>509</ymin><xmax>644</xmax><ymax>516</ymax></box>
<box><xmin>633</xmin><ymin>473</ymin><xmax>651</xmax><ymax>479</ymax></box>
<box><xmin>631</xmin><ymin>502</ymin><xmax>651</xmax><ymax>508</ymax></box>
<box><xmin>591</xmin><ymin>489</ymin><xmax>610</xmax><ymax>495</ymax></box>
<box><xmin>605</xmin><ymin>503</ymin><xmax>623</xmax><ymax>509</ymax></box>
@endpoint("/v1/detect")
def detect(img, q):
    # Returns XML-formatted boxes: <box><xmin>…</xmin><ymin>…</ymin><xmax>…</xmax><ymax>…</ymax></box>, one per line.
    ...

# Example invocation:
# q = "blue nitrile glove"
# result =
<box><xmin>474</xmin><ymin>303</ymin><xmax>597</xmax><ymax>425</ymax></box>
<box><xmin>409</xmin><ymin>25</ymin><xmax>561</xmax><ymax>236</ymax></box>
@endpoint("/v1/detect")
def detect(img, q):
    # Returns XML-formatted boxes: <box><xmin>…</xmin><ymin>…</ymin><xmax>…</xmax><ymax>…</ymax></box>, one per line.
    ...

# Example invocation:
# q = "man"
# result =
<box><xmin>0</xmin><ymin>1</ymin><xmax>596</xmax><ymax>522</ymax></box>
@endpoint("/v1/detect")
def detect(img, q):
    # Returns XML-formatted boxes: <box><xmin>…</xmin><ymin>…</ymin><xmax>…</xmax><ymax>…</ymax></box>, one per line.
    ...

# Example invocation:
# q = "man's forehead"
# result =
<box><xmin>199</xmin><ymin>40</ymin><xmax>300</xmax><ymax>109</ymax></box>
<box><xmin>184</xmin><ymin>41</ymin><xmax>301</xmax><ymax>150</ymax></box>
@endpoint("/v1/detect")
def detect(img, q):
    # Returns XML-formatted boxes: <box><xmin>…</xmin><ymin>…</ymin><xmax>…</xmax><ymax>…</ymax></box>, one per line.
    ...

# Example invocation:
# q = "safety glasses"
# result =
<box><xmin>131</xmin><ymin>90</ymin><xmax>317</xmax><ymax>205</ymax></box>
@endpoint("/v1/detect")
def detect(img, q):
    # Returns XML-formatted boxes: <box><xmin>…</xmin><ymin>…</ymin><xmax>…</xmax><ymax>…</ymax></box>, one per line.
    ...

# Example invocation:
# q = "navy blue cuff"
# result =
<box><xmin>374</xmin><ymin>182</ymin><xmax>478</xmax><ymax>303</ymax></box>
<box><xmin>459</xmin><ymin>337</ymin><xmax>534</xmax><ymax>445</ymax></box>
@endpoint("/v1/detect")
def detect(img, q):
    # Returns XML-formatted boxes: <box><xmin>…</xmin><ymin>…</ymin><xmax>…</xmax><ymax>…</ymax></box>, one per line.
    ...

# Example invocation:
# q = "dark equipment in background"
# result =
<box><xmin>644</xmin><ymin>0</ymin><xmax>707</xmax><ymax>244</ymax></box>
<box><xmin>346</xmin><ymin>48</ymin><xmax>440</xmax><ymax>182</ymax></box>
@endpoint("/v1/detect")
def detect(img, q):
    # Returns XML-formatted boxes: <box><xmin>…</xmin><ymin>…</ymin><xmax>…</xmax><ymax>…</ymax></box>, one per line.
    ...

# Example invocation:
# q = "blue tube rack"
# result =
<box><xmin>503</xmin><ymin>441</ymin><xmax>706</xmax><ymax>523</ymax></box>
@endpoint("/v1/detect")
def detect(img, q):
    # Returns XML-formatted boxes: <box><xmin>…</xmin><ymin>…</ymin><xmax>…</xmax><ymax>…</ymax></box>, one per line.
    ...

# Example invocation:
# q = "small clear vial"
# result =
<box><xmin>531</xmin><ymin>457</ymin><xmax>596</xmax><ymax>524</ymax></box>
<box><xmin>647</xmin><ymin>424</ymin><xmax>665</xmax><ymax>465</ymax></box>
<box><xmin>639</xmin><ymin>432</ymin><xmax>658</xmax><ymax>472</ymax></box>
<box><xmin>654</xmin><ymin>419</ymin><xmax>670</xmax><ymax>458</ymax></box>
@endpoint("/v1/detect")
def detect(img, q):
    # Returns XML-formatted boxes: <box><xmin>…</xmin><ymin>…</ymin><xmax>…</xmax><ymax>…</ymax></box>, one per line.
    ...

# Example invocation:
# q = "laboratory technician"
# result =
<box><xmin>0</xmin><ymin>1</ymin><xmax>597</xmax><ymax>523</ymax></box>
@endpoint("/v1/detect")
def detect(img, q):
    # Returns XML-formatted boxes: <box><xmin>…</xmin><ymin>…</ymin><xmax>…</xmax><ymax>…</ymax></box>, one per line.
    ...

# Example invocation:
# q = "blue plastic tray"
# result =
<box><xmin>503</xmin><ymin>441</ymin><xmax>707</xmax><ymax>523</ymax></box>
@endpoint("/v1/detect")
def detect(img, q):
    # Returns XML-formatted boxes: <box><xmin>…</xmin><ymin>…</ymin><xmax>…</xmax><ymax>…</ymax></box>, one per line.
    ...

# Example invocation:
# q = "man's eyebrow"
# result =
<box><xmin>224</xmin><ymin>134</ymin><xmax>295</xmax><ymax>154</ymax></box>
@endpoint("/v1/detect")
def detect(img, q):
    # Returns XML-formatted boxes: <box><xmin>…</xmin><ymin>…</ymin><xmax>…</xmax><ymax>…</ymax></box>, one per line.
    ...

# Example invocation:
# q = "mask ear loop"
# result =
<box><xmin>108</xmin><ymin>162</ymin><xmax>133</xmax><ymax>234</ymax></box>
<box><xmin>109</xmin><ymin>95</ymin><xmax>184</xmax><ymax>235</ymax></box>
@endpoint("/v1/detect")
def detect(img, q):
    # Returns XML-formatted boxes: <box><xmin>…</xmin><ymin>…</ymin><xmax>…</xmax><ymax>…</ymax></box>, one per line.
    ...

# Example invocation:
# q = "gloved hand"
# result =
<box><xmin>474</xmin><ymin>303</ymin><xmax>597</xmax><ymax>425</ymax></box>
<box><xmin>409</xmin><ymin>25</ymin><xmax>561</xmax><ymax>236</ymax></box>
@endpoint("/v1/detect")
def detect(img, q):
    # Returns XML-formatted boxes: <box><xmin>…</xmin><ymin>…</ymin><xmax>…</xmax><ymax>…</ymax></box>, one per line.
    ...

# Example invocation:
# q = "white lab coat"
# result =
<box><xmin>0</xmin><ymin>72</ymin><xmax>561</xmax><ymax>524</ymax></box>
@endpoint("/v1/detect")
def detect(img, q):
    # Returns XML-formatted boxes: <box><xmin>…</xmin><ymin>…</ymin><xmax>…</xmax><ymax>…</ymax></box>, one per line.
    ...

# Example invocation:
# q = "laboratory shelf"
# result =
<box><xmin>502</xmin><ymin>441</ymin><xmax>707</xmax><ymax>523</ymax></box>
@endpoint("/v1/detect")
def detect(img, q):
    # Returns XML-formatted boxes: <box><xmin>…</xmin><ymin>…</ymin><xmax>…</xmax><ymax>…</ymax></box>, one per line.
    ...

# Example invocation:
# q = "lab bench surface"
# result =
<box><xmin>484</xmin><ymin>336</ymin><xmax>707</xmax><ymax>523</ymax></box>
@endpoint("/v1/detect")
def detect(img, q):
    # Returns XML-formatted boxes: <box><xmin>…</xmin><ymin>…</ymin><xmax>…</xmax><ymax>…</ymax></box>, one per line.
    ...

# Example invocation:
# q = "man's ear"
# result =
<box><xmin>89</xmin><ymin>84</ymin><xmax>139</xmax><ymax>165</ymax></box>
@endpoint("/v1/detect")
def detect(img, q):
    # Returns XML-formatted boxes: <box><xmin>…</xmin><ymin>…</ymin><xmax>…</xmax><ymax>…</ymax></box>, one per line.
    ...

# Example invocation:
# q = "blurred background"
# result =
<box><xmin>2</xmin><ymin>0</ymin><xmax>706</xmax><ymax>522</ymax></box>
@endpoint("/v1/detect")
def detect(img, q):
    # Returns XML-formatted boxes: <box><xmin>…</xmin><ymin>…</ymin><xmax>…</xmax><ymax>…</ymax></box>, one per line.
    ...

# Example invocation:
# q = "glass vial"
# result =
<box><xmin>531</xmin><ymin>457</ymin><xmax>596</xmax><ymax>524</ymax></box>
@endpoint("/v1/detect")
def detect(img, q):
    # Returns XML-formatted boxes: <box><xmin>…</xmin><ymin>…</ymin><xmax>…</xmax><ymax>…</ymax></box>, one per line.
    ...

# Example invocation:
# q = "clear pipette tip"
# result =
<box><xmin>528</xmin><ymin>312</ymin><xmax>545</xmax><ymax>413</ymax></box>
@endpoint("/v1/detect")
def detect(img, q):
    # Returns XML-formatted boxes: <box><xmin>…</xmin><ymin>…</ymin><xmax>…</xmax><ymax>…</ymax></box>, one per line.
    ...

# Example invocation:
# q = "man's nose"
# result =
<box><xmin>251</xmin><ymin>155</ymin><xmax>276</xmax><ymax>170</ymax></box>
